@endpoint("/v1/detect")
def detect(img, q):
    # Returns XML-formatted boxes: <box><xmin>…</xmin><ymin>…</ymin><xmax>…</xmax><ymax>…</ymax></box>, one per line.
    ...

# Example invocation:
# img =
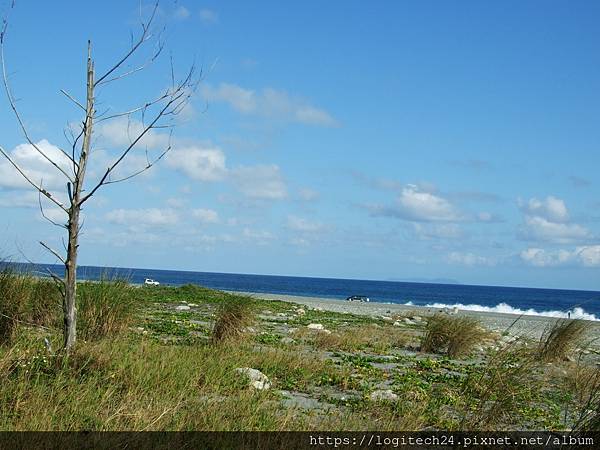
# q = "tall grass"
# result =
<box><xmin>421</xmin><ymin>314</ymin><xmax>487</xmax><ymax>357</ymax></box>
<box><xmin>0</xmin><ymin>267</ymin><xmax>61</xmax><ymax>343</ymax></box>
<box><xmin>211</xmin><ymin>295</ymin><xmax>256</xmax><ymax>344</ymax></box>
<box><xmin>0</xmin><ymin>268</ymin><xmax>136</xmax><ymax>345</ymax></box>
<box><xmin>537</xmin><ymin>318</ymin><xmax>589</xmax><ymax>362</ymax></box>
<box><xmin>457</xmin><ymin>344</ymin><xmax>542</xmax><ymax>430</ymax></box>
<box><xmin>78</xmin><ymin>279</ymin><xmax>137</xmax><ymax>341</ymax></box>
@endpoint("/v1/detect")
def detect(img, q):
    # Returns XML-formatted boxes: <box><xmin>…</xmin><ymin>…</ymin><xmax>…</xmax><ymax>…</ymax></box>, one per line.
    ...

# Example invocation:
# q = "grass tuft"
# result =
<box><xmin>211</xmin><ymin>295</ymin><xmax>255</xmax><ymax>344</ymax></box>
<box><xmin>421</xmin><ymin>314</ymin><xmax>487</xmax><ymax>357</ymax></box>
<box><xmin>537</xmin><ymin>319</ymin><xmax>589</xmax><ymax>362</ymax></box>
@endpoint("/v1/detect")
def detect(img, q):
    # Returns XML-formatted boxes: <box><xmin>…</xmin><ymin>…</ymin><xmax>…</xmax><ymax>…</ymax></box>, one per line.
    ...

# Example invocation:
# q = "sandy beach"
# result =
<box><xmin>236</xmin><ymin>291</ymin><xmax>600</xmax><ymax>341</ymax></box>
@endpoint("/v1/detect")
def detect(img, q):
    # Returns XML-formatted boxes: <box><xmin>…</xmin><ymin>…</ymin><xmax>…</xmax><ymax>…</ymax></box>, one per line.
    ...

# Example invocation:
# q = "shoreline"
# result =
<box><xmin>232</xmin><ymin>291</ymin><xmax>600</xmax><ymax>339</ymax></box>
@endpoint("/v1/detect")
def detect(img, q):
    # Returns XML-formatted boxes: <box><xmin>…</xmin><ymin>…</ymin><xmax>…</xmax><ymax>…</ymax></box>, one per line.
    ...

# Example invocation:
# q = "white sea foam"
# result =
<box><xmin>402</xmin><ymin>301</ymin><xmax>598</xmax><ymax>321</ymax></box>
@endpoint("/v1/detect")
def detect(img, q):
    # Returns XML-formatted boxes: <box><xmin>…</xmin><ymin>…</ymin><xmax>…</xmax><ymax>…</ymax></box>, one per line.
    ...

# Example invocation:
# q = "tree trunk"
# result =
<box><xmin>62</xmin><ymin>41</ymin><xmax>94</xmax><ymax>352</ymax></box>
<box><xmin>63</xmin><ymin>212</ymin><xmax>79</xmax><ymax>351</ymax></box>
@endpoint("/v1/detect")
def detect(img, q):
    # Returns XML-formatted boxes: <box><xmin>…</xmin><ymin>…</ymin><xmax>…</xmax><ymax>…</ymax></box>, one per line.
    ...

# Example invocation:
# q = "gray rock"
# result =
<box><xmin>175</xmin><ymin>305</ymin><xmax>191</xmax><ymax>311</ymax></box>
<box><xmin>307</xmin><ymin>323</ymin><xmax>324</xmax><ymax>330</ymax></box>
<box><xmin>369</xmin><ymin>390</ymin><xmax>398</xmax><ymax>402</ymax></box>
<box><xmin>281</xmin><ymin>337</ymin><xmax>296</xmax><ymax>345</ymax></box>
<box><xmin>393</xmin><ymin>321</ymin><xmax>402</xmax><ymax>327</ymax></box>
<box><xmin>235</xmin><ymin>367</ymin><xmax>271</xmax><ymax>390</ymax></box>
<box><xmin>297</xmin><ymin>308</ymin><xmax>306</xmax><ymax>316</ymax></box>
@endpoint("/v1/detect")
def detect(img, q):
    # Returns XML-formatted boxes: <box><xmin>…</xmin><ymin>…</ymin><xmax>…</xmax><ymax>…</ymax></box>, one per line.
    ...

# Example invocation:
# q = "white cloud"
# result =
<box><xmin>166</xmin><ymin>198</ymin><xmax>186</xmax><ymax>208</ymax></box>
<box><xmin>413</xmin><ymin>223</ymin><xmax>463</xmax><ymax>240</ymax></box>
<box><xmin>447</xmin><ymin>252</ymin><xmax>495</xmax><ymax>266</ymax></box>
<box><xmin>373</xmin><ymin>185</ymin><xmax>462</xmax><ymax>222</ymax></box>
<box><xmin>173</xmin><ymin>5</ymin><xmax>190</xmax><ymax>20</ymax></box>
<box><xmin>242</xmin><ymin>227</ymin><xmax>275</xmax><ymax>245</ymax></box>
<box><xmin>96</xmin><ymin>117</ymin><xmax>170</xmax><ymax>150</ymax></box>
<box><xmin>105</xmin><ymin>208</ymin><xmax>179</xmax><ymax>228</ymax></box>
<box><xmin>166</xmin><ymin>145</ymin><xmax>227</xmax><ymax>181</ymax></box>
<box><xmin>578</xmin><ymin>246</ymin><xmax>600</xmax><ymax>267</ymax></box>
<box><xmin>519</xmin><ymin>196</ymin><xmax>569</xmax><ymax>223</ymax></box>
<box><xmin>521</xmin><ymin>216</ymin><xmax>589</xmax><ymax>244</ymax></box>
<box><xmin>297</xmin><ymin>188</ymin><xmax>320</xmax><ymax>202</ymax></box>
<box><xmin>0</xmin><ymin>191</ymin><xmax>41</xmax><ymax>208</ymax></box>
<box><xmin>518</xmin><ymin>196</ymin><xmax>589</xmax><ymax>244</ymax></box>
<box><xmin>192</xmin><ymin>208</ymin><xmax>219</xmax><ymax>224</ymax></box>
<box><xmin>287</xmin><ymin>215</ymin><xmax>325</xmax><ymax>233</ymax></box>
<box><xmin>199</xmin><ymin>8</ymin><xmax>219</xmax><ymax>24</ymax></box>
<box><xmin>520</xmin><ymin>245</ymin><xmax>600</xmax><ymax>267</ymax></box>
<box><xmin>0</xmin><ymin>140</ymin><xmax>72</xmax><ymax>190</ymax></box>
<box><xmin>202</xmin><ymin>83</ymin><xmax>338</xmax><ymax>127</ymax></box>
<box><xmin>232</xmin><ymin>164</ymin><xmax>287</xmax><ymax>200</ymax></box>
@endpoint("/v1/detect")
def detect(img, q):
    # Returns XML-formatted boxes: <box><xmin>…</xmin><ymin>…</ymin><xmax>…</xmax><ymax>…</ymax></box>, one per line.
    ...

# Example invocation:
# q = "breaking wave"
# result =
<box><xmin>402</xmin><ymin>301</ymin><xmax>598</xmax><ymax>321</ymax></box>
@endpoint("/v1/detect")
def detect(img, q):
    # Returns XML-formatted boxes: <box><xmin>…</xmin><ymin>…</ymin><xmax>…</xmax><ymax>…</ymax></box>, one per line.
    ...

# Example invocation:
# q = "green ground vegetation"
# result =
<box><xmin>1</xmin><ymin>268</ymin><xmax>599</xmax><ymax>431</ymax></box>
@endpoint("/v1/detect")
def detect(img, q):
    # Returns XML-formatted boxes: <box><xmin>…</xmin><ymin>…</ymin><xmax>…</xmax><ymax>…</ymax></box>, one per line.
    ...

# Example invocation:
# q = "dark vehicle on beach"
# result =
<box><xmin>346</xmin><ymin>295</ymin><xmax>370</xmax><ymax>302</ymax></box>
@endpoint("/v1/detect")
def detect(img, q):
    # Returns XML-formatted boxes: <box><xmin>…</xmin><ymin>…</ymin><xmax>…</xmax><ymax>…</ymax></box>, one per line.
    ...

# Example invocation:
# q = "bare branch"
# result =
<box><xmin>95</xmin><ymin>90</ymin><xmax>170</xmax><ymax>123</ymax></box>
<box><xmin>0</xmin><ymin>145</ymin><xmax>69</xmax><ymax>211</ymax></box>
<box><xmin>39</xmin><ymin>241</ymin><xmax>66</xmax><ymax>265</ymax></box>
<box><xmin>1</xmin><ymin>40</ymin><xmax>75</xmax><ymax>181</ymax></box>
<box><xmin>96</xmin><ymin>35</ymin><xmax>165</xmax><ymax>86</ymax></box>
<box><xmin>38</xmin><ymin>188</ymin><xmax>67</xmax><ymax>229</ymax></box>
<box><xmin>80</xmin><ymin>66</ymin><xmax>197</xmax><ymax>205</ymax></box>
<box><xmin>94</xmin><ymin>1</ymin><xmax>159</xmax><ymax>86</ymax></box>
<box><xmin>105</xmin><ymin>144</ymin><xmax>171</xmax><ymax>185</ymax></box>
<box><xmin>60</xmin><ymin>89</ymin><xmax>86</xmax><ymax>111</ymax></box>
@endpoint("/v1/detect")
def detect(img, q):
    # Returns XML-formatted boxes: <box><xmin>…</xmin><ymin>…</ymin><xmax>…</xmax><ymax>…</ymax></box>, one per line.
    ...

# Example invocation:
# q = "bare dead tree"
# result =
<box><xmin>0</xmin><ymin>1</ymin><xmax>197</xmax><ymax>351</ymax></box>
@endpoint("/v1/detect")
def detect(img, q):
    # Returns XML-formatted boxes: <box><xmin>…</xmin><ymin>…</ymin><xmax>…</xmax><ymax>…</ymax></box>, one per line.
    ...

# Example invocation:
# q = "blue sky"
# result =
<box><xmin>0</xmin><ymin>1</ymin><xmax>599</xmax><ymax>290</ymax></box>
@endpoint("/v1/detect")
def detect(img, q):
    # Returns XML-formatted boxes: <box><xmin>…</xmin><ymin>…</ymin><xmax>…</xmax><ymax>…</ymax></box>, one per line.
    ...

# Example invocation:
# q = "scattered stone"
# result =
<box><xmin>188</xmin><ymin>303</ymin><xmax>198</xmax><ymax>307</ymax></box>
<box><xmin>235</xmin><ymin>368</ymin><xmax>271</xmax><ymax>390</ymax></box>
<box><xmin>307</xmin><ymin>323</ymin><xmax>325</xmax><ymax>330</ymax></box>
<box><xmin>319</xmin><ymin>329</ymin><xmax>332</xmax><ymax>335</ymax></box>
<box><xmin>244</xmin><ymin>327</ymin><xmax>257</xmax><ymax>334</ymax></box>
<box><xmin>314</xmin><ymin>307</ymin><xmax>324</xmax><ymax>312</ymax></box>
<box><xmin>279</xmin><ymin>391</ymin><xmax>333</xmax><ymax>410</ymax></box>
<box><xmin>381</xmin><ymin>316</ymin><xmax>394</xmax><ymax>322</ymax></box>
<box><xmin>369</xmin><ymin>390</ymin><xmax>398</xmax><ymax>402</ymax></box>
<box><xmin>281</xmin><ymin>337</ymin><xmax>296</xmax><ymax>345</ymax></box>
<box><xmin>276</xmin><ymin>312</ymin><xmax>287</xmax><ymax>317</ymax></box>
<box><xmin>287</xmin><ymin>328</ymin><xmax>298</xmax><ymax>334</ymax></box>
<box><xmin>297</xmin><ymin>308</ymin><xmax>306</xmax><ymax>316</ymax></box>
<box><xmin>393</xmin><ymin>321</ymin><xmax>402</xmax><ymax>327</ymax></box>
<box><xmin>175</xmin><ymin>305</ymin><xmax>191</xmax><ymax>311</ymax></box>
<box><xmin>412</xmin><ymin>316</ymin><xmax>423</xmax><ymax>322</ymax></box>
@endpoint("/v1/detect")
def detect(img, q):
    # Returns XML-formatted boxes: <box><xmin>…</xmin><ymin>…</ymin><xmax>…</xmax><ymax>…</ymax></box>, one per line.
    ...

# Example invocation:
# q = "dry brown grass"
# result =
<box><xmin>295</xmin><ymin>324</ymin><xmax>413</xmax><ymax>353</ymax></box>
<box><xmin>421</xmin><ymin>314</ymin><xmax>488</xmax><ymax>357</ymax></box>
<box><xmin>537</xmin><ymin>319</ymin><xmax>590</xmax><ymax>362</ymax></box>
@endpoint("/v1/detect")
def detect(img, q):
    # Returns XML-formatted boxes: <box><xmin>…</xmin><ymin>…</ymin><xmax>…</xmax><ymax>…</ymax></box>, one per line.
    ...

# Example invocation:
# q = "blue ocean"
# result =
<box><xmin>8</xmin><ymin>262</ymin><xmax>600</xmax><ymax>320</ymax></box>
